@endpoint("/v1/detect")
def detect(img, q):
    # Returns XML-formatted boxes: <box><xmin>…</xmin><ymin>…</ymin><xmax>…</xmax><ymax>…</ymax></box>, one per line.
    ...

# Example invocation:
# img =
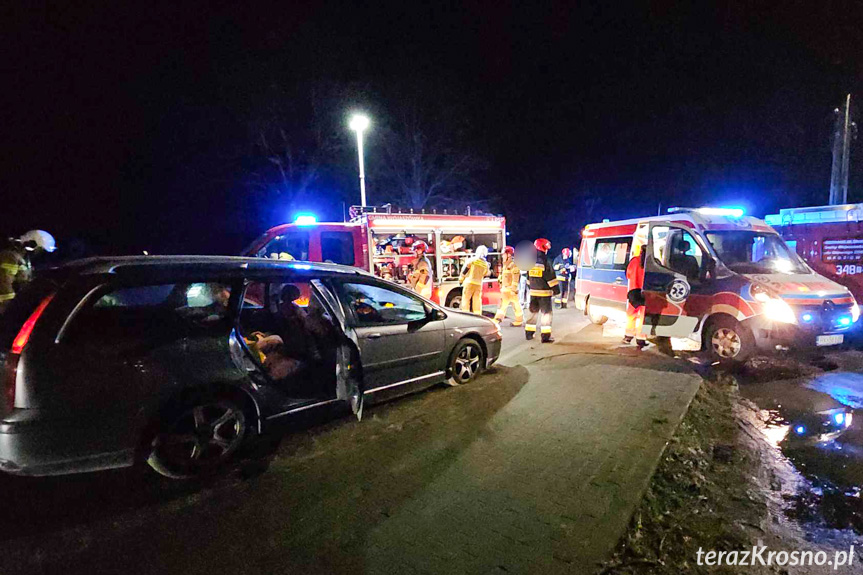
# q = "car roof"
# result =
<box><xmin>46</xmin><ymin>255</ymin><xmax>374</xmax><ymax>280</ymax></box>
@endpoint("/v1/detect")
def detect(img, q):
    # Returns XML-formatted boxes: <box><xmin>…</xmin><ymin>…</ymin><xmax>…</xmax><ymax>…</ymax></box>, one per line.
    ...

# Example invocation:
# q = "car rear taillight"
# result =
<box><xmin>4</xmin><ymin>294</ymin><xmax>53</xmax><ymax>409</ymax></box>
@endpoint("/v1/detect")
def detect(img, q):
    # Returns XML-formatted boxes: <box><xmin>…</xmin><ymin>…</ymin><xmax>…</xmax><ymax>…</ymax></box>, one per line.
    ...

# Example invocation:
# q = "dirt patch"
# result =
<box><xmin>598</xmin><ymin>373</ymin><xmax>863</xmax><ymax>574</ymax></box>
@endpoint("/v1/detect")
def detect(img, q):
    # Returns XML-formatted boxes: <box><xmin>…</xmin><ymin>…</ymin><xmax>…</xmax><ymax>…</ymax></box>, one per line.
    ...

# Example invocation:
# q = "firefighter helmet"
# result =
<box><xmin>19</xmin><ymin>230</ymin><xmax>56</xmax><ymax>253</ymax></box>
<box><xmin>562</xmin><ymin>248</ymin><xmax>572</xmax><ymax>259</ymax></box>
<box><xmin>413</xmin><ymin>240</ymin><xmax>428</xmax><ymax>252</ymax></box>
<box><xmin>475</xmin><ymin>245</ymin><xmax>489</xmax><ymax>259</ymax></box>
<box><xmin>503</xmin><ymin>246</ymin><xmax>515</xmax><ymax>256</ymax></box>
<box><xmin>534</xmin><ymin>238</ymin><xmax>551</xmax><ymax>253</ymax></box>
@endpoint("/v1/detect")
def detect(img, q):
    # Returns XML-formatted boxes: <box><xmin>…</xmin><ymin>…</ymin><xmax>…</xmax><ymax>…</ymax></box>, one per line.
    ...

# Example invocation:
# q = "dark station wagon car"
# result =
<box><xmin>0</xmin><ymin>256</ymin><xmax>501</xmax><ymax>478</ymax></box>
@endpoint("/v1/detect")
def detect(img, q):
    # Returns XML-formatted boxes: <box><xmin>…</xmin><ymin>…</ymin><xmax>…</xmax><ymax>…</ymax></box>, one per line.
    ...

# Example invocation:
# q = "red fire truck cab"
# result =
<box><xmin>767</xmin><ymin>203</ymin><xmax>863</xmax><ymax>307</ymax></box>
<box><xmin>243</xmin><ymin>207</ymin><xmax>507</xmax><ymax>308</ymax></box>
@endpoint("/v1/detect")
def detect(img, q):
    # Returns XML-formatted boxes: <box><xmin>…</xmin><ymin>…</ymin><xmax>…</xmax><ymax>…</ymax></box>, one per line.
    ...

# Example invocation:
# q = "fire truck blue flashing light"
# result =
<box><xmin>294</xmin><ymin>214</ymin><xmax>317</xmax><ymax>226</ymax></box>
<box><xmin>794</xmin><ymin>425</ymin><xmax>806</xmax><ymax>435</ymax></box>
<box><xmin>839</xmin><ymin>316</ymin><xmax>852</xmax><ymax>327</ymax></box>
<box><xmin>801</xmin><ymin>313</ymin><xmax>813</xmax><ymax>323</ymax></box>
<box><xmin>834</xmin><ymin>412</ymin><xmax>845</xmax><ymax>426</ymax></box>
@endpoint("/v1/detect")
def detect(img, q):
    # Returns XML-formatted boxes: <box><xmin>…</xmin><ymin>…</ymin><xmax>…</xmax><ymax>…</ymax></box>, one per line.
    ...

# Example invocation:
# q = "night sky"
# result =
<box><xmin>5</xmin><ymin>1</ymin><xmax>863</xmax><ymax>257</ymax></box>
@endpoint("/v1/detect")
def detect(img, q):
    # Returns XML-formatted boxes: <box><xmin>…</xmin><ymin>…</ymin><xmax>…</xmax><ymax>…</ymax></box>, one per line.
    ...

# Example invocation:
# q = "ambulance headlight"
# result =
<box><xmin>852</xmin><ymin>302</ymin><xmax>860</xmax><ymax>323</ymax></box>
<box><xmin>762</xmin><ymin>297</ymin><xmax>797</xmax><ymax>324</ymax></box>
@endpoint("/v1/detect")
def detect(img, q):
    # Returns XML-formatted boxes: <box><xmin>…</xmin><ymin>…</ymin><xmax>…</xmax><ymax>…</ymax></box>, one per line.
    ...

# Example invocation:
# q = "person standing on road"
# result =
<box><xmin>493</xmin><ymin>246</ymin><xmax>524</xmax><ymax>326</ymax></box>
<box><xmin>552</xmin><ymin>247</ymin><xmax>574</xmax><ymax>309</ymax></box>
<box><xmin>525</xmin><ymin>238</ymin><xmax>559</xmax><ymax>343</ymax></box>
<box><xmin>459</xmin><ymin>245</ymin><xmax>489</xmax><ymax>314</ymax></box>
<box><xmin>0</xmin><ymin>230</ymin><xmax>56</xmax><ymax>314</ymax></box>
<box><xmin>408</xmin><ymin>241</ymin><xmax>434</xmax><ymax>299</ymax></box>
<box><xmin>624</xmin><ymin>242</ymin><xmax>648</xmax><ymax>347</ymax></box>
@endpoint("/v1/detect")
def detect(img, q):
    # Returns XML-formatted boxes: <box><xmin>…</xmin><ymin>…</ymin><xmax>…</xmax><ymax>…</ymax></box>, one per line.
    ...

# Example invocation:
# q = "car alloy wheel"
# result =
<box><xmin>449</xmin><ymin>339</ymin><xmax>483</xmax><ymax>385</ymax></box>
<box><xmin>711</xmin><ymin>327</ymin><xmax>742</xmax><ymax>358</ymax></box>
<box><xmin>148</xmin><ymin>400</ymin><xmax>247</xmax><ymax>479</ymax></box>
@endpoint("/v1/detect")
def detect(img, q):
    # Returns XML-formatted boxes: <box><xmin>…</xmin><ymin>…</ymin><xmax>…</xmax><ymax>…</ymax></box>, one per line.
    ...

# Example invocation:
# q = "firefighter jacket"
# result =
<box><xmin>552</xmin><ymin>254</ymin><xmax>574</xmax><ymax>282</ymax></box>
<box><xmin>0</xmin><ymin>247</ymin><xmax>30</xmax><ymax>303</ymax></box>
<box><xmin>409</xmin><ymin>256</ymin><xmax>434</xmax><ymax>298</ymax></box>
<box><xmin>498</xmin><ymin>260</ymin><xmax>520</xmax><ymax>294</ymax></box>
<box><xmin>460</xmin><ymin>257</ymin><xmax>489</xmax><ymax>286</ymax></box>
<box><xmin>528</xmin><ymin>253</ymin><xmax>560</xmax><ymax>297</ymax></box>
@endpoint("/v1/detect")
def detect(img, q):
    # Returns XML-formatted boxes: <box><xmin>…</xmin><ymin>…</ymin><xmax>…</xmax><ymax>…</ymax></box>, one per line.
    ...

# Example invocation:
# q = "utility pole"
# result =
<box><xmin>829</xmin><ymin>94</ymin><xmax>856</xmax><ymax>205</ymax></box>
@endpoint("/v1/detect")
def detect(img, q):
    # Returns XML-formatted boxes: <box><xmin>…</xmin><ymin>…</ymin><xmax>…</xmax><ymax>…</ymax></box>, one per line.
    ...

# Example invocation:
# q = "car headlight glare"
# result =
<box><xmin>852</xmin><ymin>302</ymin><xmax>860</xmax><ymax>323</ymax></box>
<box><xmin>763</xmin><ymin>297</ymin><xmax>797</xmax><ymax>324</ymax></box>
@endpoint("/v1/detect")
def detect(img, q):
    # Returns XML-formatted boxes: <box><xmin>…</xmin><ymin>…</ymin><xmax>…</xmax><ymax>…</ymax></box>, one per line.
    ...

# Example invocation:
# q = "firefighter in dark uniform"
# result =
<box><xmin>552</xmin><ymin>247</ymin><xmax>574</xmax><ymax>308</ymax></box>
<box><xmin>525</xmin><ymin>238</ymin><xmax>560</xmax><ymax>343</ymax></box>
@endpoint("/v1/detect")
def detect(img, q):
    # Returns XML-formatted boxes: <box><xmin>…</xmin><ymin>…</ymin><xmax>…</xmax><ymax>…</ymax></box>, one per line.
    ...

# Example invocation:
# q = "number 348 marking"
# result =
<box><xmin>836</xmin><ymin>264</ymin><xmax>863</xmax><ymax>275</ymax></box>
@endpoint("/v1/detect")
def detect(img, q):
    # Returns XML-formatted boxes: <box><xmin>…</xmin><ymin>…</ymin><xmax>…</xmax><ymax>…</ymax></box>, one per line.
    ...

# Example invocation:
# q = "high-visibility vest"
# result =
<box><xmin>498</xmin><ymin>261</ymin><xmax>520</xmax><ymax>293</ymax></box>
<box><xmin>527</xmin><ymin>254</ymin><xmax>559</xmax><ymax>297</ymax></box>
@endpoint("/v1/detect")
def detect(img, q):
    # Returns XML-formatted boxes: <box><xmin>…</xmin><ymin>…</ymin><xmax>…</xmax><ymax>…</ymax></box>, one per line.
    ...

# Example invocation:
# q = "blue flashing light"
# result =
<box><xmin>834</xmin><ymin>413</ymin><xmax>845</xmax><ymax>426</ymax></box>
<box><xmin>802</xmin><ymin>313</ymin><xmax>813</xmax><ymax>323</ymax></box>
<box><xmin>795</xmin><ymin>425</ymin><xmax>806</xmax><ymax>435</ymax></box>
<box><xmin>839</xmin><ymin>316</ymin><xmax>852</xmax><ymax>327</ymax></box>
<box><xmin>294</xmin><ymin>214</ymin><xmax>317</xmax><ymax>226</ymax></box>
<box><xmin>717</xmin><ymin>206</ymin><xmax>746</xmax><ymax>218</ymax></box>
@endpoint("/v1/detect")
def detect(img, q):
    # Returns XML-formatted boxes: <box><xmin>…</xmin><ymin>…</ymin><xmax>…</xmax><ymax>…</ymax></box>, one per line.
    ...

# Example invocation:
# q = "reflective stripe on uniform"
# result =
<box><xmin>524</xmin><ymin>324</ymin><xmax>536</xmax><ymax>332</ymax></box>
<box><xmin>0</xmin><ymin>263</ymin><xmax>19</xmax><ymax>273</ymax></box>
<box><xmin>530</xmin><ymin>289</ymin><xmax>553</xmax><ymax>296</ymax></box>
<box><xmin>541</xmin><ymin>326</ymin><xmax>552</xmax><ymax>334</ymax></box>
<box><xmin>547</xmin><ymin>279</ymin><xmax>559</xmax><ymax>287</ymax></box>
<box><xmin>0</xmin><ymin>293</ymin><xmax>15</xmax><ymax>301</ymax></box>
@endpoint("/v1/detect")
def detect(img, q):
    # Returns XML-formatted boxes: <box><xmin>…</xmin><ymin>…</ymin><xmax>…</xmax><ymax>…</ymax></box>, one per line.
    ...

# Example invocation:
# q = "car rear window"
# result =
<box><xmin>63</xmin><ymin>282</ymin><xmax>233</xmax><ymax>344</ymax></box>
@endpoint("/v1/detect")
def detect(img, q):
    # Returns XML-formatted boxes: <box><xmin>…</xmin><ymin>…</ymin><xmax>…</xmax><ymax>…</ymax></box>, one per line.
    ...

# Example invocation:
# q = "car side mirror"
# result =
<box><xmin>427</xmin><ymin>306</ymin><xmax>447</xmax><ymax>321</ymax></box>
<box><xmin>702</xmin><ymin>257</ymin><xmax>717</xmax><ymax>282</ymax></box>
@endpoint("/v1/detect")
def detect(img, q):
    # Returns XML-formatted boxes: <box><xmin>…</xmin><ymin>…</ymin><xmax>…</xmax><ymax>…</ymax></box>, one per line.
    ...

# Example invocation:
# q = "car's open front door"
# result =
<box><xmin>311</xmin><ymin>279</ymin><xmax>363</xmax><ymax>420</ymax></box>
<box><xmin>641</xmin><ymin>222</ymin><xmax>703</xmax><ymax>338</ymax></box>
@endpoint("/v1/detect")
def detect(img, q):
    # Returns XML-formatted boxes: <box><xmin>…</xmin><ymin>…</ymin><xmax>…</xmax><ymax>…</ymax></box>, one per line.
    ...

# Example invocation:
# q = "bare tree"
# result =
<box><xmin>243</xmin><ymin>83</ymin><xmax>343</xmax><ymax>200</ymax></box>
<box><xmin>378</xmin><ymin>96</ymin><xmax>487</xmax><ymax>211</ymax></box>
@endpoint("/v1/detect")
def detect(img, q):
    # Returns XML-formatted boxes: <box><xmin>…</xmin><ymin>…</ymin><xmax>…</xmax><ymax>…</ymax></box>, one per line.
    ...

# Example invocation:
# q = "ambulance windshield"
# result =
<box><xmin>704</xmin><ymin>231</ymin><xmax>808</xmax><ymax>275</ymax></box>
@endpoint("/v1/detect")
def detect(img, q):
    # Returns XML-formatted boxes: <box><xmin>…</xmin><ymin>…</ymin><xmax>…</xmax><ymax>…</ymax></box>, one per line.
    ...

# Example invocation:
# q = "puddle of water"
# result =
<box><xmin>718</xmin><ymin>361</ymin><xmax>863</xmax><ymax>534</ymax></box>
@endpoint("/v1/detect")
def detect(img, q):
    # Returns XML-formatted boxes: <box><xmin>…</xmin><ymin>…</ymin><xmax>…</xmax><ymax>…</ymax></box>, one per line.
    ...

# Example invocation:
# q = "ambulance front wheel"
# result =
<box><xmin>586</xmin><ymin>299</ymin><xmax>608</xmax><ymax>325</ymax></box>
<box><xmin>704</xmin><ymin>315</ymin><xmax>755</xmax><ymax>366</ymax></box>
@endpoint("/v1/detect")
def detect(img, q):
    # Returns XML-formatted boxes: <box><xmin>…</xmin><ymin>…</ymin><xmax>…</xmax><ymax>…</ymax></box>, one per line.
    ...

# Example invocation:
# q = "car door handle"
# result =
<box><xmin>367</xmin><ymin>333</ymin><xmax>383</xmax><ymax>339</ymax></box>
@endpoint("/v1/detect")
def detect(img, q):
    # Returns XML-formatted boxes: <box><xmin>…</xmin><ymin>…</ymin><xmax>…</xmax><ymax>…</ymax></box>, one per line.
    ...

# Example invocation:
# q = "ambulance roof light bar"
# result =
<box><xmin>668</xmin><ymin>206</ymin><xmax>745</xmax><ymax>218</ymax></box>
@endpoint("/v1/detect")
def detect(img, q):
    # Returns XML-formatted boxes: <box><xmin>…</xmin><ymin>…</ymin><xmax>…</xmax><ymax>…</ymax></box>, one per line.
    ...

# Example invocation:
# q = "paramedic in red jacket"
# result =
<box><xmin>624</xmin><ymin>243</ymin><xmax>647</xmax><ymax>347</ymax></box>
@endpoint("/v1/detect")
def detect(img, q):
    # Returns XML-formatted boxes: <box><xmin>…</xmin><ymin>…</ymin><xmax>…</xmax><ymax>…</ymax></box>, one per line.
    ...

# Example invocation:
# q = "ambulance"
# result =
<box><xmin>243</xmin><ymin>206</ymin><xmax>506</xmax><ymax>308</ymax></box>
<box><xmin>575</xmin><ymin>207</ymin><xmax>860</xmax><ymax>363</ymax></box>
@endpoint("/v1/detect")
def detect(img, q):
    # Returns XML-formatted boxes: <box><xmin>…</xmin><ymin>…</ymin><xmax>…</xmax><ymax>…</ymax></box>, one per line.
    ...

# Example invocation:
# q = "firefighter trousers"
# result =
<box><xmin>494</xmin><ymin>290</ymin><xmax>524</xmax><ymax>325</ymax></box>
<box><xmin>625</xmin><ymin>303</ymin><xmax>645</xmax><ymax>341</ymax></box>
<box><xmin>460</xmin><ymin>283</ymin><xmax>483</xmax><ymax>315</ymax></box>
<box><xmin>553</xmin><ymin>279</ymin><xmax>569</xmax><ymax>308</ymax></box>
<box><xmin>525</xmin><ymin>296</ymin><xmax>553</xmax><ymax>342</ymax></box>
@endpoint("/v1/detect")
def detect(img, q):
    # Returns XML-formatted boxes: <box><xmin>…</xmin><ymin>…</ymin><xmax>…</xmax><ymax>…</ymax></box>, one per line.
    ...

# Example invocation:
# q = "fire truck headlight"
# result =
<box><xmin>763</xmin><ymin>297</ymin><xmax>798</xmax><ymax>324</ymax></box>
<box><xmin>852</xmin><ymin>302</ymin><xmax>860</xmax><ymax>323</ymax></box>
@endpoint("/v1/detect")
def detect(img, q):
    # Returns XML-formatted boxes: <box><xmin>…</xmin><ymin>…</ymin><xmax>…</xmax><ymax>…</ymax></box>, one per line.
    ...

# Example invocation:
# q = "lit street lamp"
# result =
<box><xmin>349</xmin><ymin>113</ymin><xmax>370</xmax><ymax>207</ymax></box>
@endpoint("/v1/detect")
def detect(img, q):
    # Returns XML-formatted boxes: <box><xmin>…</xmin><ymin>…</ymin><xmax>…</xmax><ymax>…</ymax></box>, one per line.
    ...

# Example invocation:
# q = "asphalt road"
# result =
<box><xmin>0</xmin><ymin>309</ymin><xmax>701</xmax><ymax>575</ymax></box>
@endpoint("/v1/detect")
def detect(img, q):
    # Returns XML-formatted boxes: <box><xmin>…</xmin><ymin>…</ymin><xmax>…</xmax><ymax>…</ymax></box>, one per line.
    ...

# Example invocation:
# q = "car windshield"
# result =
<box><xmin>704</xmin><ymin>230</ymin><xmax>809</xmax><ymax>275</ymax></box>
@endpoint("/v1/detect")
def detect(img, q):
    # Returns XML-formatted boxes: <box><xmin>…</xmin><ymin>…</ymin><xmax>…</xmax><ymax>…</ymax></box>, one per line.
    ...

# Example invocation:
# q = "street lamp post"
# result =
<box><xmin>349</xmin><ymin>114</ymin><xmax>370</xmax><ymax>207</ymax></box>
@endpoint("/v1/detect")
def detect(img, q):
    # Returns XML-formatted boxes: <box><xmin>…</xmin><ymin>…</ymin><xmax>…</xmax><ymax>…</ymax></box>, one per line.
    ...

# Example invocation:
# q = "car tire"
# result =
<box><xmin>446</xmin><ymin>338</ymin><xmax>484</xmax><ymax>386</ymax></box>
<box><xmin>146</xmin><ymin>395</ymin><xmax>252</xmax><ymax>480</ymax></box>
<box><xmin>704</xmin><ymin>315</ymin><xmax>755</xmax><ymax>366</ymax></box>
<box><xmin>586</xmin><ymin>299</ymin><xmax>608</xmax><ymax>325</ymax></box>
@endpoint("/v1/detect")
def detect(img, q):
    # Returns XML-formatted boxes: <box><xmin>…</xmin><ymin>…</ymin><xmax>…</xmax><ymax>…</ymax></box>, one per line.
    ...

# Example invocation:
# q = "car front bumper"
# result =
<box><xmin>747</xmin><ymin>316</ymin><xmax>855</xmax><ymax>351</ymax></box>
<box><xmin>485</xmin><ymin>336</ymin><xmax>502</xmax><ymax>368</ymax></box>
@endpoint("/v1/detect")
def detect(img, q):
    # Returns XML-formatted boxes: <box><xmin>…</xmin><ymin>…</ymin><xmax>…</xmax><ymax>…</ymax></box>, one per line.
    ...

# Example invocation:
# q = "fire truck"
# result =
<box><xmin>243</xmin><ymin>206</ymin><xmax>506</xmax><ymax>308</ymax></box>
<box><xmin>766</xmin><ymin>203</ymin><xmax>863</xmax><ymax>305</ymax></box>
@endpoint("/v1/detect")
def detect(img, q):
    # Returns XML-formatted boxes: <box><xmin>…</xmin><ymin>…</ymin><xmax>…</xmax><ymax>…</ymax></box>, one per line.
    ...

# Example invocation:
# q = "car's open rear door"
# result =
<box><xmin>311</xmin><ymin>280</ymin><xmax>363</xmax><ymax>420</ymax></box>
<box><xmin>641</xmin><ymin>222</ymin><xmax>701</xmax><ymax>338</ymax></box>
